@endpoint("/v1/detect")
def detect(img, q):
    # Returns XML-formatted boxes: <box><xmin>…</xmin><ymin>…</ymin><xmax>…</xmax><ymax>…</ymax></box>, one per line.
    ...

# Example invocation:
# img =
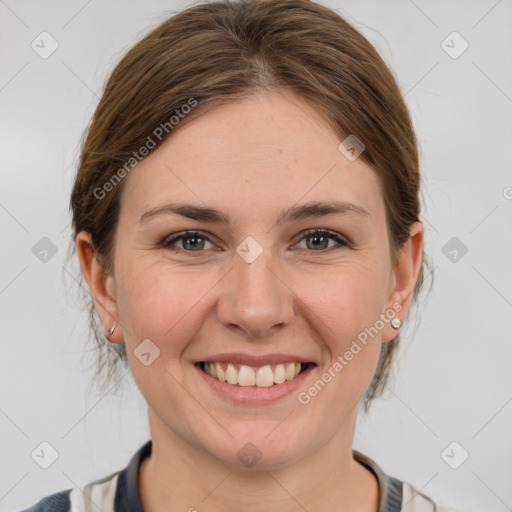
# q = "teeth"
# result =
<box><xmin>216</xmin><ymin>363</ymin><xmax>226</xmax><ymax>382</ymax></box>
<box><xmin>226</xmin><ymin>363</ymin><xmax>238</xmax><ymax>385</ymax></box>
<box><xmin>274</xmin><ymin>364</ymin><xmax>286</xmax><ymax>384</ymax></box>
<box><xmin>255</xmin><ymin>365</ymin><xmax>273</xmax><ymax>387</ymax></box>
<box><xmin>238</xmin><ymin>365</ymin><xmax>256</xmax><ymax>386</ymax></box>
<box><xmin>202</xmin><ymin>361</ymin><xmax>305</xmax><ymax>387</ymax></box>
<box><xmin>285</xmin><ymin>362</ymin><xmax>295</xmax><ymax>381</ymax></box>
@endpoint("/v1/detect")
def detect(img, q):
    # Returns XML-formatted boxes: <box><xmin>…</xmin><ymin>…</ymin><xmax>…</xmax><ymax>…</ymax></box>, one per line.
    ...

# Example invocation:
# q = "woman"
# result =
<box><xmin>22</xmin><ymin>0</ymin><xmax>460</xmax><ymax>510</ymax></box>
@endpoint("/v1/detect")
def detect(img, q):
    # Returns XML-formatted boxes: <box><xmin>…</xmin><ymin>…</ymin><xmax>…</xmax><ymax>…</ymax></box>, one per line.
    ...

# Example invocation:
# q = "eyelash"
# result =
<box><xmin>160</xmin><ymin>229</ymin><xmax>349</xmax><ymax>255</ymax></box>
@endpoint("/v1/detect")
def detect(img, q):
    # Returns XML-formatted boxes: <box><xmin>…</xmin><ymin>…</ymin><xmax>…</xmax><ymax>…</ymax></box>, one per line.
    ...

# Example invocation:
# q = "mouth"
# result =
<box><xmin>196</xmin><ymin>361</ymin><xmax>314</xmax><ymax>388</ymax></box>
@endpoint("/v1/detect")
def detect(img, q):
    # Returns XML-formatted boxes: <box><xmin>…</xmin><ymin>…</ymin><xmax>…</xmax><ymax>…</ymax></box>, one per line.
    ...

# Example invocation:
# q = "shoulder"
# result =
<box><xmin>353</xmin><ymin>449</ymin><xmax>467</xmax><ymax>512</ymax></box>
<box><xmin>18</xmin><ymin>471</ymin><xmax>120</xmax><ymax>512</ymax></box>
<box><xmin>401</xmin><ymin>481</ymin><xmax>464</xmax><ymax>512</ymax></box>
<box><xmin>18</xmin><ymin>440</ymin><xmax>152</xmax><ymax>512</ymax></box>
<box><xmin>19</xmin><ymin>489</ymin><xmax>72</xmax><ymax>512</ymax></box>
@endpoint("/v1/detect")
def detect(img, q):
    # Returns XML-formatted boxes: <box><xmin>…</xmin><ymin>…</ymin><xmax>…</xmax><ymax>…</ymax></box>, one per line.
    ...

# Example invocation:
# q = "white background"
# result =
<box><xmin>1</xmin><ymin>1</ymin><xmax>511</xmax><ymax>511</ymax></box>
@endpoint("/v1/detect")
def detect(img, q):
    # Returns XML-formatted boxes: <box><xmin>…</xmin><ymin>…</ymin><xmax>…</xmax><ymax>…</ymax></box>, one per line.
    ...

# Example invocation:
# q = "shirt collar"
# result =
<box><xmin>353</xmin><ymin>449</ymin><xmax>403</xmax><ymax>512</ymax></box>
<box><xmin>115</xmin><ymin>440</ymin><xmax>402</xmax><ymax>512</ymax></box>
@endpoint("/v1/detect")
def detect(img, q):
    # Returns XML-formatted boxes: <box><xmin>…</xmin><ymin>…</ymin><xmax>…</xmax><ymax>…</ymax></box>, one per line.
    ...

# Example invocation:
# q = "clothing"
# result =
<box><xmin>20</xmin><ymin>439</ymin><xmax>457</xmax><ymax>511</ymax></box>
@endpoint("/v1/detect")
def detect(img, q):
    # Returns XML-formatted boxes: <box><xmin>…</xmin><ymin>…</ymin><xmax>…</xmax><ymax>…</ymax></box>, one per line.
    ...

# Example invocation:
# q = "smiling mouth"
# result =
<box><xmin>197</xmin><ymin>361</ymin><xmax>313</xmax><ymax>388</ymax></box>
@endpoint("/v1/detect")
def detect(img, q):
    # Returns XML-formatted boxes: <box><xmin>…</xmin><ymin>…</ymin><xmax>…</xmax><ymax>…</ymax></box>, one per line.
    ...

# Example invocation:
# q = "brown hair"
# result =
<box><xmin>67</xmin><ymin>0</ymin><xmax>432</xmax><ymax>410</ymax></box>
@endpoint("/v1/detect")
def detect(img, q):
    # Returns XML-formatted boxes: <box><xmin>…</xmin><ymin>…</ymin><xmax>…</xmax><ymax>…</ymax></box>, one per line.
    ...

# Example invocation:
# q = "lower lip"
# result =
<box><xmin>195</xmin><ymin>363</ymin><xmax>316</xmax><ymax>404</ymax></box>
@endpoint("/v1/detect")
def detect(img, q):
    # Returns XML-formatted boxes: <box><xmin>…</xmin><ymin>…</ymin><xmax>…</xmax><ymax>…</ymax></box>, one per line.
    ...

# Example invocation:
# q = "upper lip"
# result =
<box><xmin>198</xmin><ymin>353</ymin><xmax>316</xmax><ymax>366</ymax></box>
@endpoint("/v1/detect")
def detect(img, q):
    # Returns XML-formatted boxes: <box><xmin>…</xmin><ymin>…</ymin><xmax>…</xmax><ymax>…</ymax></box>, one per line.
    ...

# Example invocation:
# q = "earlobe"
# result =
<box><xmin>75</xmin><ymin>231</ymin><xmax>120</xmax><ymax>340</ymax></box>
<box><xmin>382</xmin><ymin>221</ymin><xmax>424</xmax><ymax>342</ymax></box>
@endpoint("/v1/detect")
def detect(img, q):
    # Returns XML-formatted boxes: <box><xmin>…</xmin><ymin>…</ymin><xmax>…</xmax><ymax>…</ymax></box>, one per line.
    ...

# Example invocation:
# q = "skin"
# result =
<box><xmin>77</xmin><ymin>89</ymin><xmax>423</xmax><ymax>512</ymax></box>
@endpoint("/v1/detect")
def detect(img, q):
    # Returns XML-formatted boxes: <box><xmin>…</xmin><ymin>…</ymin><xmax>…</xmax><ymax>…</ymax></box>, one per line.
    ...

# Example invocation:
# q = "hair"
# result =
<box><xmin>66</xmin><ymin>0</ymin><xmax>433</xmax><ymax>411</ymax></box>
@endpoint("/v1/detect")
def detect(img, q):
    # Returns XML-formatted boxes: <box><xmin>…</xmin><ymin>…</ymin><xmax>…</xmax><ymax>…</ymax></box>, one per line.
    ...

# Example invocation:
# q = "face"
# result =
<box><xmin>79</xmin><ymin>89</ymin><xmax>423</xmax><ymax>470</ymax></box>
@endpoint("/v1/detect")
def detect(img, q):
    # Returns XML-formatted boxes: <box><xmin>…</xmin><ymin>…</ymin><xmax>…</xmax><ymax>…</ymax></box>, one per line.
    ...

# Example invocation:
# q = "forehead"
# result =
<box><xmin>120</xmin><ymin>90</ymin><xmax>384</xmax><ymax>226</ymax></box>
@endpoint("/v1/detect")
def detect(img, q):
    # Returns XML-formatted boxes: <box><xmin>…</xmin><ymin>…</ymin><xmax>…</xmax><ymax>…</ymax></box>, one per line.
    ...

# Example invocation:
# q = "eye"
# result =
<box><xmin>161</xmin><ymin>228</ymin><xmax>349</xmax><ymax>255</ymax></box>
<box><xmin>161</xmin><ymin>231</ymin><xmax>215</xmax><ymax>254</ymax></box>
<box><xmin>293</xmin><ymin>229</ymin><xmax>349</xmax><ymax>252</ymax></box>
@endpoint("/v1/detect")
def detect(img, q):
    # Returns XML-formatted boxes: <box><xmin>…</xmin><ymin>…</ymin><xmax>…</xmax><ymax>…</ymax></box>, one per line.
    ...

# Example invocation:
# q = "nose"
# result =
<box><xmin>215</xmin><ymin>241</ymin><xmax>295</xmax><ymax>339</ymax></box>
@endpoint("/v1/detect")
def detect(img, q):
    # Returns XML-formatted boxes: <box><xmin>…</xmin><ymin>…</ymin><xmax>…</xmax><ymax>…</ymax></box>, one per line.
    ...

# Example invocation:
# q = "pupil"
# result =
<box><xmin>309</xmin><ymin>234</ymin><xmax>326</xmax><ymax>250</ymax></box>
<box><xmin>184</xmin><ymin>235</ymin><xmax>203</xmax><ymax>250</ymax></box>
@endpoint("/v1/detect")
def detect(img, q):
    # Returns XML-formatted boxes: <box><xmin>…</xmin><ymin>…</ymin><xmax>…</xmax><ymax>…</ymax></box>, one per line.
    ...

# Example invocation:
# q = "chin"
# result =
<box><xmin>200</xmin><ymin>425</ymin><xmax>311</xmax><ymax>471</ymax></box>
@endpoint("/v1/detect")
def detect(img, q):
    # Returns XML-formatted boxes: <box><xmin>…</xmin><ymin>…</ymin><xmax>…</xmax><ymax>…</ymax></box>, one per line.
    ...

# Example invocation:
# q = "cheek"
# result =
<box><xmin>115</xmin><ymin>263</ymin><xmax>212</xmax><ymax>409</ymax></box>
<box><xmin>293</xmin><ymin>261</ymin><xmax>388</xmax><ymax>396</ymax></box>
<box><xmin>300</xmin><ymin>260</ymin><xmax>389</xmax><ymax>340</ymax></box>
<box><xmin>116</xmin><ymin>260</ymin><xmax>218</xmax><ymax>352</ymax></box>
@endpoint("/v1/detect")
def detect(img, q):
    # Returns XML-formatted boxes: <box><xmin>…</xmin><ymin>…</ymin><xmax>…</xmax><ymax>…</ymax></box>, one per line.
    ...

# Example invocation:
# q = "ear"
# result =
<box><xmin>75</xmin><ymin>231</ymin><xmax>122</xmax><ymax>343</ymax></box>
<box><xmin>381</xmin><ymin>221</ymin><xmax>424</xmax><ymax>342</ymax></box>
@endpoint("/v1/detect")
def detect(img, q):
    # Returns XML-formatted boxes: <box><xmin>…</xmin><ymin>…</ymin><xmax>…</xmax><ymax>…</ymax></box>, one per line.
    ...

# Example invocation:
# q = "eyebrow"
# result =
<box><xmin>139</xmin><ymin>200</ymin><xmax>370</xmax><ymax>226</ymax></box>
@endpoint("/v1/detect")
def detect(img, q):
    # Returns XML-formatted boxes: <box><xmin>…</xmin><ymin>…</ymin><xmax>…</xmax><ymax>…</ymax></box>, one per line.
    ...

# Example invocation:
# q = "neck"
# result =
<box><xmin>139</xmin><ymin>408</ymin><xmax>379</xmax><ymax>512</ymax></box>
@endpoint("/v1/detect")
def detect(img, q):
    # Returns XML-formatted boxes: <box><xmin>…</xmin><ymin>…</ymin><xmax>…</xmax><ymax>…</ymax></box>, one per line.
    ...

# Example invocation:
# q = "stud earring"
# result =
<box><xmin>390</xmin><ymin>318</ymin><xmax>402</xmax><ymax>330</ymax></box>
